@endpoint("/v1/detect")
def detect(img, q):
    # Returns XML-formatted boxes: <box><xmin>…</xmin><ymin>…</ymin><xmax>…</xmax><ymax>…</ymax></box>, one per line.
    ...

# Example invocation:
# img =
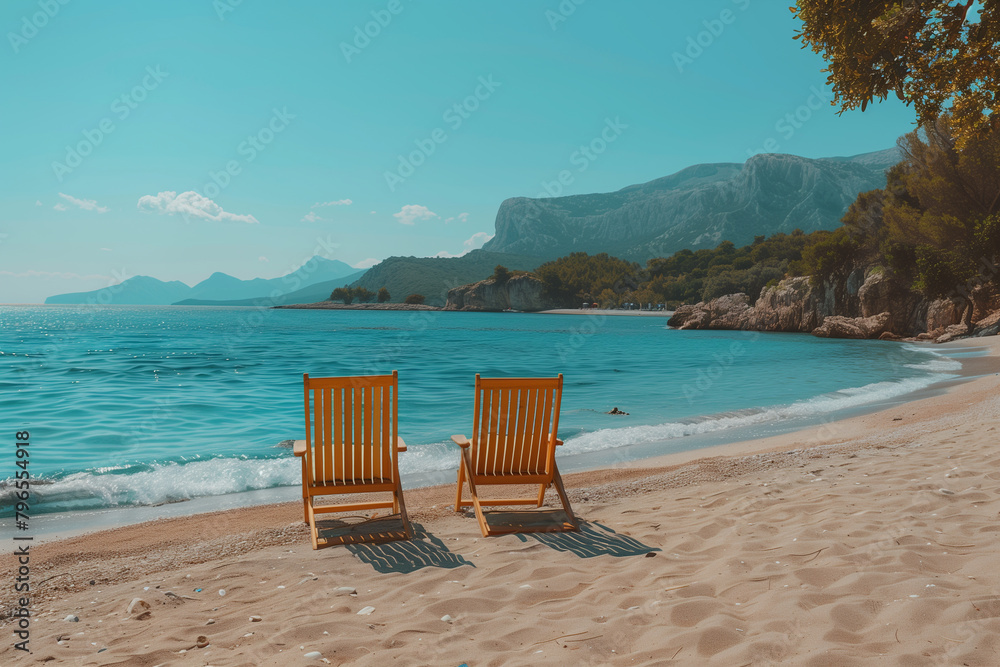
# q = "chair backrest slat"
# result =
<box><xmin>520</xmin><ymin>387</ymin><xmax>539</xmax><ymax>472</ymax></box>
<box><xmin>303</xmin><ymin>372</ymin><xmax>398</xmax><ymax>486</ymax></box>
<box><xmin>470</xmin><ymin>374</ymin><xmax>563</xmax><ymax>478</ymax></box>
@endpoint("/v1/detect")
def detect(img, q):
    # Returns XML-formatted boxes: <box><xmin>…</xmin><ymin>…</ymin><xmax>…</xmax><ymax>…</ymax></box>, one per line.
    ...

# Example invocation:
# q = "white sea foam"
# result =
<box><xmin>25</xmin><ymin>457</ymin><xmax>300</xmax><ymax>511</ymax></box>
<box><xmin>561</xmin><ymin>373</ymin><xmax>954</xmax><ymax>455</ymax></box>
<box><xmin>904</xmin><ymin>358</ymin><xmax>963</xmax><ymax>372</ymax></box>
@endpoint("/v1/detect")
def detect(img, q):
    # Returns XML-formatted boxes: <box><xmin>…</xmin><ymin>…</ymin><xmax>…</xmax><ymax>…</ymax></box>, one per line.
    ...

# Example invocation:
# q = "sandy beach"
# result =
<box><xmin>539</xmin><ymin>308</ymin><xmax>674</xmax><ymax>317</ymax></box>
<box><xmin>3</xmin><ymin>338</ymin><xmax>999</xmax><ymax>666</ymax></box>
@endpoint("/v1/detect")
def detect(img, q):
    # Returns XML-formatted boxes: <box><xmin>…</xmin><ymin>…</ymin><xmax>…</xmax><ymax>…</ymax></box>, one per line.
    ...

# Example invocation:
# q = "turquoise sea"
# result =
<box><xmin>0</xmin><ymin>305</ymin><xmax>975</xmax><ymax>521</ymax></box>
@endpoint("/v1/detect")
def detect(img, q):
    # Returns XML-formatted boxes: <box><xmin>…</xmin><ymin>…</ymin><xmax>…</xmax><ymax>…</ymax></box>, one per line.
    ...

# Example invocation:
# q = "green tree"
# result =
<box><xmin>376</xmin><ymin>287</ymin><xmax>391</xmax><ymax>303</ymax></box>
<box><xmin>491</xmin><ymin>264</ymin><xmax>511</xmax><ymax>284</ymax></box>
<box><xmin>535</xmin><ymin>252</ymin><xmax>642</xmax><ymax>307</ymax></box>
<box><xmin>353</xmin><ymin>287</ymin><xmax>375</xmax><ymax>303</ymax></box>
<box><xmin>792</xmin><ymin>1</ymin><xmax>999</xmax><ymax>146</ymax></box>
<box><xmin>882</xmin><ymin>116</ymin><xmax>1000</xmax><ymax>322</ymax></box>
<box><xmin>330</xmin><ymin>287</ymin><xmax>354</xmax><ymax>304</ymax></box>
<box><xmin>404</xmin><ymin>293</ymin><xmax>425</xmax><ymax>305</ymax></box>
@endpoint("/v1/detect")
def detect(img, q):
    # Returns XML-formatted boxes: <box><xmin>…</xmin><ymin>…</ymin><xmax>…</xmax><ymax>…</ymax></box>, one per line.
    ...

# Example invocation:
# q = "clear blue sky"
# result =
<box><xmin>0</xmin><ymin>0</ymin><xmax>917</xmax><ymax>303</ymax></box>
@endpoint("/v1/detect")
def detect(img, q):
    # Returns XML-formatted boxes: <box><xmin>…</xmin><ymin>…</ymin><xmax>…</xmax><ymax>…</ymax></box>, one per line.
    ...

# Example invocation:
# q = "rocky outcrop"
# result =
<box><xmin>444</xmin><ymin>274</ymin><xmax>552</xmax><ymax>312</ymax></box>
<box><xmin>667</xmin><ymin>268</ymin><xmax>977</xmax><ymax>341</ymax></box>
<box><xmin>926</xmin><ymin>299</ymin><xmax>962</xmax><ymax>334</ymax></box>
<box><xmin>855</xmin><ymin>271</ymin><xmax>928</xmax><ymax>334</ymax></box>
<box><xmin>812</xmin><ymin>313</ymin><xmax>891</xmax><ymax>339</ymax></box>
<box><xmin>934</xmin><ymin>323</ymin><xmax>972</xmax><ymax>344</ymax></box>
<box><xmin>740</xmin><ymin>277</ymin><xmax>828</xmax><ymax>332</ymax></box>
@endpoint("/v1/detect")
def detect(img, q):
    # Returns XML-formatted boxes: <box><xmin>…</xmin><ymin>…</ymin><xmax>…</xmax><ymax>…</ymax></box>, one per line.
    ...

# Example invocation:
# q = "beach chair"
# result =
<box><xmin>293</xmin><ymin>371</ymin><xmax>413</xmax><ymax>549</ymax></box>
<box><xmin>451</xmin><ymin>374</ymin><xmax>578</xmax><ymax>536</ymax></box>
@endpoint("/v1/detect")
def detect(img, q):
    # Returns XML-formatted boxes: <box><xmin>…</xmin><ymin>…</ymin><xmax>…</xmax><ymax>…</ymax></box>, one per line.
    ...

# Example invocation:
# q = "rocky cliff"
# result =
<box><xmin>482</xmin><ymin>149</ymin><xmax>900</xmax><ymax>261</ymax></box>
<box><xmin>444</xmin><ymin>274</ymin><xmax>552</xmax><ymax>312</ymax></box>
<box><xmin>666</xmin><ymin>269</ymin><xmax>1000</xmax><ymax>342</ymax></box>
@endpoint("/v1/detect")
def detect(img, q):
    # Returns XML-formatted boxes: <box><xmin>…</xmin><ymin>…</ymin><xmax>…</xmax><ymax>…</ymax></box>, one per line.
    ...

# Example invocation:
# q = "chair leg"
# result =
<box><xmin>395</xmin><ymin>479</ymin><xmax>414</xmax><ymax>539</ymax></box>
<box><xmin>461</xmin><ymin>449</ymin><xmax>492</xmax><ymax>537</ymax></box>
<box><xmin>454</xmin><ymin>455</ymin><xmax>466</xmax><ymax>511</ymax></box>
<box><xmin>301</xmin><ymin>459</ymin><xmax>309</xmax><ymax>524</ymax></box>
<box><xmin>551</xmin><ymin>465</ymin><xmax>578</xmax><ymax>531</ymax></box>
<box><xmin>537</xmin><ymin>483</ymin><xmax>547</xmax><ymax>507</ymax></box>
<box><xmin>307</xmin><ymin>498</ymin><xmax>319</xmax><ymax>550</ymax></box>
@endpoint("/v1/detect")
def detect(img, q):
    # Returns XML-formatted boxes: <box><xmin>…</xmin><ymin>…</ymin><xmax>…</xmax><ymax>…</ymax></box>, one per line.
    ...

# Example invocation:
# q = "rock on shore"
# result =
<box><xmin>667</xmin><ymin>268</ymin><xmax>1000</xmax><ymax>341</ymax></box>
<box><xmin>445</xmin><ymin>274</ymin><xmax>553</xmax><ymax>312</ymax></box>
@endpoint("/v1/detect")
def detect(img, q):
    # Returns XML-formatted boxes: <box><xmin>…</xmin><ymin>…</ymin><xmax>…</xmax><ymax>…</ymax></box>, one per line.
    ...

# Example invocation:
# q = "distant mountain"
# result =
<box><xmin>174</xmin><ymin>271</ymin><xmax>366</xmax><ymax>306</ymax></box>
<box><xmin>350</xmin><ymin>250</ymin><xmax>544</xmax><ymax>307</ymax></box>
<box><xmin>44</xmin><ymin>257</ymin><xmax>359</xmax><ymax>305</ymax></box>
<box><xmin>480</xmin><ymin>148</ymin><xmax>901</xmax><ymax>261</ymax></box>
<box><xmin>45</xmin><ymin>276</ymin><xmax>193</xmax><ymax>306</ymax></box>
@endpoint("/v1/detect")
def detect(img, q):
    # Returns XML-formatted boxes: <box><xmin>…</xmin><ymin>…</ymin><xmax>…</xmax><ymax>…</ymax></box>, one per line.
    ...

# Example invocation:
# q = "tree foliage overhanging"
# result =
<box><xmin>792</xmin><ymin>0</ymin><xmax>1000</xmax><ymax>147</ymax></box>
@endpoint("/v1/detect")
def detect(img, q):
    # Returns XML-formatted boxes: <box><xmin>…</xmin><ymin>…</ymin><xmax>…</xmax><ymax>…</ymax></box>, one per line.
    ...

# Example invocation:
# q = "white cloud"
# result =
<box><xmin>370</xmin><ymin>210</ymin><xmax>376</xmax><ymax>215</ymax></box>
<box><xmin>445</xmin><ymin>212</ymin><xmax>470</xmax><ymax>223</ymax></box>
<box><xmin>58</xmin><ymin>193</ymin><xmax>110</xmax><ymax>213</ymax></box>
<box><xmin>35</xmin><ymin>200</ymin><xmax>42</xmax><ymax>206</ymax></box>
<box><xmin>393</xmin><ymin>204</ymin><xmax>437</xmax><ymax>226</ymax></box>
<box><xmin>433</xmin><ymin>231</ymin><xmax>494</xmax><ymax>258</ymax></box>
<box><xmin>352</xmin><ymin>258</ymin><xmax>381</xmax><ymax>269</ymax></box>
<box><xmin>258</xmin><ymin>256</ymin><xmax>269</xmax><ymax>262</ymax></box>
<box><xmin>100</xmin><ymin>247</ymin><xmax>112</xmax><ymax>252</ymax></box>
<box><xmin>301</xmin><ymin>211</ymin><xmax>323</xmax><ymax>223</ymax></box>
<box><xmin>137</xmin><ymin>191</ymin><xmax>258</xmax><ymax>224</ymax></box>
<box><xmin>312</xmin><ymin>199</ymin><xmax>353</xmax><ymax>208</ymax></box>
<box><xmin>53</xmin><ymin>203</ymin><xmax>69</xmax><ymax>211</ymax></box>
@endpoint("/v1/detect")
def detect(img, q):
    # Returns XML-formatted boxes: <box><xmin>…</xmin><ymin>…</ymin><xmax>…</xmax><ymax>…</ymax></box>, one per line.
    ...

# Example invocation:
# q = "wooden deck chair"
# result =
<box><xmin>293</xmin><ymin>371</ymin><xmax>413</xmax><ymax>549</ymax></box>
<box><xmin>451</xmin><ymin>374</ymin><xmax>577</xmax><ymax>537</ymax></box>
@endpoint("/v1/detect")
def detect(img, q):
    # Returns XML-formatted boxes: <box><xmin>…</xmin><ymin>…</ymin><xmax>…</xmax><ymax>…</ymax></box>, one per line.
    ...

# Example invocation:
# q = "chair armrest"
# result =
<box><xmin>451</xmin><ymin>434</ymin><xmax>471</xmax><ymax>448</ymax></box>
<box><xmin>397</xmin><ymin>436</ymin><xmax>407</xmax><ymax>452</ymax></box>
<box><xmin>550</xmin><ymin>433</ymin><xmax>564</xmax><ymax>446</ymax></box>
<box><xmin>292</xmin><ymin>440</ymin><xmax>307</xmax><ymax>457</ymax></box>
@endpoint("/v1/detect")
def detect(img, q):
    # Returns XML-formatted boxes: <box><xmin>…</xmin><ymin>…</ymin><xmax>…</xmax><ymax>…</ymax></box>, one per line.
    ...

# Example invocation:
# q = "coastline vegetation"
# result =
<box><xmin>527</xmin><ymin>116</ymin><xmax>1000</xmax><ymax>312</ymax></box>
<box><xmin>330</xmin><ymin>286</ymin><xmax>384</xmax><ymax>304</ymax></box>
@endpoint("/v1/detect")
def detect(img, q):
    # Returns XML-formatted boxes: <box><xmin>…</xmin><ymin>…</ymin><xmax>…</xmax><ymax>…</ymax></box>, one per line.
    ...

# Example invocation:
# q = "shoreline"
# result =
<box><xmin>538</xmin><ymin>308</ymin><xmax>674</xmax><ymax>317</ymax></box>
<box><xmin>272</xmin><ymin>302</ymin><xmax>440</xmax><ymax>311</ymax></box>
<box><xmin>4</xmin><ymin>338</ymin><xmax>998</xmax><ymax>664</ymax></box>
<box><xmin>14</xmin><ymin>337</ymin><xmax>995</xmax><ymax>542</ymax></box>
<box><xmin>272</xmin><ymin>302</ymin><xmax>675</xmax><ymax>316</ymax></box>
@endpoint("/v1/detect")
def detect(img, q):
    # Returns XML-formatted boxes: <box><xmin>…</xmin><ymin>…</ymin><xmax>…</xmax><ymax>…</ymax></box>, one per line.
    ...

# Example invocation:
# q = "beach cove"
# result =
<box><xmin>2</xmin><ymin>336</ymin><xmax>998</xmax><ymax>665</ymax></box>
<box><xmin>0</xmin><ymin>305</ymin><xmax>980</xmax><ymax>521</ymax></box>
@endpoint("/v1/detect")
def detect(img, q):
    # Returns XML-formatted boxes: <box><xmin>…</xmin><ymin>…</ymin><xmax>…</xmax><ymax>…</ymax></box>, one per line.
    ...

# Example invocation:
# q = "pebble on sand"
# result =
<box><xmin>249</xmin><ymin>616</ymin><xmax>262</xmax><ymax>622</ymax></box>
<box><xmin>335</xmin><ymin>586</ymin><xmax>356</xmax><ymax>595</ymax></box>
<box><xmin>64</xmin><ymin>615</ymin><xmax>79</xmax><ymax>622</ymax></box>
<box><xmin>304</xmin><ymin>651</ymin><xmax>323</xmax><ymax>659</ymax></box>
<box><xmin>441</xmin><ymin>615</ymin><xmax>455</xmax><ymax>623</ymax></box>
<box><xmin>357</xmin><ymin>606</ymin><xmax>375</xmax><ymax>616</ymax></box>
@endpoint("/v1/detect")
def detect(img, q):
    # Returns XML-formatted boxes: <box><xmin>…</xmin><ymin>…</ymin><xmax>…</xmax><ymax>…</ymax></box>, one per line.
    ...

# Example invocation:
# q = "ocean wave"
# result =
<box><xmin>1</xmin><ymin>456</ymin><xmax>299</xmax><ymax>514</ymax></box>
<box><xmin>0</xmin><ymin>346</ymin><xmax>963</xmax><ymax>515</ymax></box>
<box><xmin>561</xmin><ymin>373</ymin><xmax>953</xmax><ymax>455</ymax></box>
<box><xmin>904</xmin><ymin>358</ymin><xmax>963</xmax><ymax>372</ymax></box>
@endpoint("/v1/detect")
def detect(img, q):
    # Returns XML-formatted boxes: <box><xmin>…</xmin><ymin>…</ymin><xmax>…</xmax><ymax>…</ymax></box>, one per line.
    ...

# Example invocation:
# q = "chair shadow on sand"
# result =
<box><xmin>515</xmin><ymin>520</ymin><xmax>660</xmax><ymax>558</ymax></box>
<box><xmin>471</xmin><ymin>507</ymin><xmax>577</xmax><ymax>536</ymax></box>
<box><xmin>335</xmin><ymin>520</ymin><xmax>474</xmax><ymax>574</ymax></box>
